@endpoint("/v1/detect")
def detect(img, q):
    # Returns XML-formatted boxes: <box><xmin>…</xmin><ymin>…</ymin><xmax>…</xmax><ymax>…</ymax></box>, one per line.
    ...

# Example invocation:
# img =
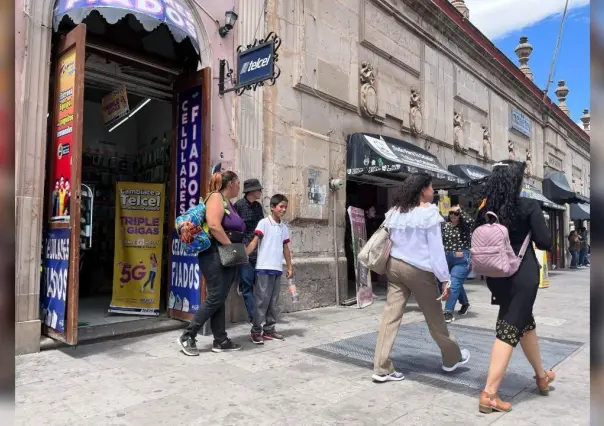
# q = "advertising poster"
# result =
<box><xmin>50</xmin><ymin>48</ymin><xmax>76</xmax><ymax>223</ymax></box>
<box><xmin>101</xmin><ymin>86</ymin><xmax>129</xmax><ymax>126</ymax></box>
<box><xmin>170</xmin><ymin>84</ymin><xmax>203</xmax><ymax>315</ymax></box>
<box><xmin>110</xmin><ymin>182</ymin><xmax>165</xmax><ymax>316</ymax></box>
<box><xmin>40</xmin><ymin>228</ymin><xmax>70</xmax><ymax>333</ymax></box>
<box><xmin>536</xmin><ymin>246</ymin><xmax>550</xmax><ymax>289</ymax></box>
<box><xmin>347</xmin><ymin>206</ymin><xmax>374</xmax><ymax>308</ymax></box>
<box><xmin>439</xmin><ymin>195</ymin><xmax>451</xmax><ymax>217</ymax></box>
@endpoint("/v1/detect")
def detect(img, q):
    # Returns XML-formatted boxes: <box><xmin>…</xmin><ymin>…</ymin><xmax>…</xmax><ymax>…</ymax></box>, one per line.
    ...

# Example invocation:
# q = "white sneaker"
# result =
<box><xmin>442</xmin><ymin>348</ymin><xmax>471</xmax><ymax>372</ymax></box>
<box><xmin>372</xmin><ymin>371</ymin><xmax>405</xmax><ymax>383</ymax></box>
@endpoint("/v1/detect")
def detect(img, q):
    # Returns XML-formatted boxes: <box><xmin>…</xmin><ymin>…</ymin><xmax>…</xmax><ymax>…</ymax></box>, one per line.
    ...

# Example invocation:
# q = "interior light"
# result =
<box><xmin>108</xmin><ymin>98</ymin><xmax>151</xmax><ymax>133</ymax></box>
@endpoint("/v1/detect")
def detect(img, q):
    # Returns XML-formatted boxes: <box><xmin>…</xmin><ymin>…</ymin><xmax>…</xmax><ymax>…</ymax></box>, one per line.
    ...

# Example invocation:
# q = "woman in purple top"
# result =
<box><xmin>178</xmin><ymin>171</ymin><xmax>245</xmax><ymax>355</ymax></box>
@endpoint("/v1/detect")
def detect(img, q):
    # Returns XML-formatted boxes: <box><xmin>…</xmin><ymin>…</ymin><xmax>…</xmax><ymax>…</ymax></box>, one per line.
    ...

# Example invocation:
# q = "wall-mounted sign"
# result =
<box><xmin>101</xmin><ymin>86</ymin><xmax>129</xmax><ymax>126</ymax></box>
<box><xmin>510</xmin><ymin>107</ymin><xmax>532</xmax><ymax>137</ymax></box>
<box><xmin>547</xmin><ymin>153</ymin><xmax>563</xmax><ymax>170</ymax></box>
<box><xmin>219</xmin><ymin>32</ymin><xmax>281</xmax><ymax>96</ymax></box>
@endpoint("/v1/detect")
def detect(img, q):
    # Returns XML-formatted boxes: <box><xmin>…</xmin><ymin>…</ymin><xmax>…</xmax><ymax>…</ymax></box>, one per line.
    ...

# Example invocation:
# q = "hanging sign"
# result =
<box><xmin>50</xmin><ymin>48</ymin><xmax>76</xmax><ymax>223</ymax></box>
<box><xmin>347</xmin><ymin>207</ymin><xmax>373</xmax><ymax>308</ymax></box>
<box><xmin>101</xmin><ymin>86</ymin><xmax>129</xmax><ymax>126</ymax></box>
<box><xmin>110</xmin><ymin>182</ymin><xmax>165</xmax><ymax>316</ymax></box>
<box><xmin>40</xmin><ymin>228</ymin><xmax>70</xmax><ymax>333</ymax></box>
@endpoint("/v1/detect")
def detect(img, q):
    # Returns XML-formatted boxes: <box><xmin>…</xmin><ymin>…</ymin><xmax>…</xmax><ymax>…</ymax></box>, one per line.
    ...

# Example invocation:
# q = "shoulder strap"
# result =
<box><xmin>204</xmin><ymin>191</ymin><xmax>229</xmax><ymax>212</ymax></box>
<box><xmin>518</xmin><ymin>232</ymin><xmax>532</xmax><ymax>258</ymax></box>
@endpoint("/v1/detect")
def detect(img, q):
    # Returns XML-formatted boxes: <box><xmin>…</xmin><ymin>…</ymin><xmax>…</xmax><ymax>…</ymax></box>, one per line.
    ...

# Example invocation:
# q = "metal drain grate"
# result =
<box><xmin>303</xmin><ymin>322</ymin><xmax>583</xmax><ymax>398</ymax></box>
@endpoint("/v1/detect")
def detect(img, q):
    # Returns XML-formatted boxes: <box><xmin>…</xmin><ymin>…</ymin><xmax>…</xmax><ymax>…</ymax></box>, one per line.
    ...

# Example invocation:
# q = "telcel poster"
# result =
<box><xmin>40</xmin><ymin>228</ymin><xmax>70</xmax><ymax>332</ymax></box>
<box><xmin>101</xmin><ymin>86</ymin><xmax>129</xmax><ymax>126</ymax></box>
<box><xmin>536</xmin><ymin>246</ymin><xmax>550</xmax><ymax>289</ymax></box>
<box><xmin>110</xmin><ymin>182</ymin><xmax>165</xmax><ymax>316</ymax></box>
<box><xmin>347</xmin><ymin>206</ymin><xmax>374</xmax><ymax>308</ymax></box>
<box><xmin>50</xmin><ymin>48</ymin><xmax>76</xmax><ymax>223</ymax></box>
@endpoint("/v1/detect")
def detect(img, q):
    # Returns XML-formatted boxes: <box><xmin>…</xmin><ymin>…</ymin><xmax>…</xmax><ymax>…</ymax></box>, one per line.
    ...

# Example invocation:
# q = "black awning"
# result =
<box><xmin>521</xmin><ymin>184</ymin><xmax>566</xmax><ymax>211</ymax></box>
<box><xmin>543</xmin><ymin>171</ymin><xmax>587</xmax><ymax>204</ymax></box>
<box><xmin>346</xmin><ymin>133</ymin><xmax>466</xmax><ymax>187</ymax></box>
<box><xmin>570</xmin><ymin>203</ymin><xmax>590</xmax><ymax>220</ymax></box>
<box><xmin>53</xmin><ymin>0</ymin><xmax>201</xmax><ymax>56</ymax></box>
<box><xmin>448</xmin><ymin>164</ymin><xmax>491</xmax><ymax>181</ymax></box>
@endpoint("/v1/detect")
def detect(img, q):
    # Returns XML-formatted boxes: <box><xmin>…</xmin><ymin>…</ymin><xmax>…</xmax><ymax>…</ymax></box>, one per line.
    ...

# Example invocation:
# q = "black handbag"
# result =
<box><xmin>217</xmin><ymin>243</ymin><xmax>248</xmax><ymax>267</ymax></box>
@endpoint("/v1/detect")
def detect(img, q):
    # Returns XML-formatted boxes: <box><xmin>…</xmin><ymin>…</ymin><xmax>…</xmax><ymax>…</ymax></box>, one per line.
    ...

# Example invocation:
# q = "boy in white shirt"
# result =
<box><xmin>245</xmin><ymin>194</ymin><xmax>293</xmax><ymax>344</ymax></box>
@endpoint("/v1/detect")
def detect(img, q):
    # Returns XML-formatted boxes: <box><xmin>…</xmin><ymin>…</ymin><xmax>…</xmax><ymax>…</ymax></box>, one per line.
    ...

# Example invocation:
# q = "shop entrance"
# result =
<box><xmin>42</xmin><ymin>1</ymin><xmax>209</xmax><ymax>345</ymax></box>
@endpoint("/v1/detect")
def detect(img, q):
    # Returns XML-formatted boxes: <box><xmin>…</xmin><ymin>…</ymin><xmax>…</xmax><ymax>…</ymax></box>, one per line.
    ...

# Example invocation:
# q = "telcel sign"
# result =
<box><xmin>237</xmin><ymin>41</ymin><xmax>275</xmax><ymax>87</ymax></box>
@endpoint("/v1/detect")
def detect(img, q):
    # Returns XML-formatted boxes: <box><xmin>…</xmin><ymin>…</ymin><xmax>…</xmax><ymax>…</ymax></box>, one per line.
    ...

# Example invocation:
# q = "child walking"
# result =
<box><xmin>245</xmin><ymin>194</ymin><xmax>293</xmax><ymax>344</ymax></box>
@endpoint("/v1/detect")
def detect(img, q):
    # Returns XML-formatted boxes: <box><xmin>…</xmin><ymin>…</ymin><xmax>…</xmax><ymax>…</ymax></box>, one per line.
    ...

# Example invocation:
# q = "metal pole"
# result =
<box><xmin>333</xmin><ymin>189</ymin><xmax>340</xmax><ymax>306</ymax></box>
<box><xmin>543</xmin><ymin>0</ymin><xmax>570</xmax><ymax>101</ymax></box>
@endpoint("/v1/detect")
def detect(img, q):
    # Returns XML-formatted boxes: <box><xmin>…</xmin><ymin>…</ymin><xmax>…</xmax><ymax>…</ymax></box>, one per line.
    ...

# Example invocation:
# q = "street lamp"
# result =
<box><xmin>219</xmin><ymin>9</ymin><xmax>238</xmax><ymax>37</ymax></box>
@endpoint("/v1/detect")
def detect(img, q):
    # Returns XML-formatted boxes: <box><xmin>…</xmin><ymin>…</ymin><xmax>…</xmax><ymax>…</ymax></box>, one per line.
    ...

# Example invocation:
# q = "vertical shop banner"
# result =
<box><xmin>347</xmin><ymin>207</ymin><xmax>374</xmax><ymax>308</ymax></box>
<box><xmin>110</xmin><ymin>182</ymin><xmax>165</xmax><ymax>315</ymax></box>
<box><xmin>40</xmin><ymin>228</ymin><xmax>70</xmax><ymax>333</ymax></box>
<box><xmin>170</xmin><ymin>85</ymin><xmax>203</xmax><ymax>314</ymax></box>
<box><xmin>50</xmin><ymin>48</ymin><xmax>76</xmax><ymax>222</ymax></box>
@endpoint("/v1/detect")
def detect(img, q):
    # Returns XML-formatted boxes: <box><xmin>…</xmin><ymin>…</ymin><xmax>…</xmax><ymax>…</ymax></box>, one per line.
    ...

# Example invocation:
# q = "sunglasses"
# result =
<box><xmin>449</xmin><ymin>211</ymin><xmax>460</xmax><ymax>216</ymax></box>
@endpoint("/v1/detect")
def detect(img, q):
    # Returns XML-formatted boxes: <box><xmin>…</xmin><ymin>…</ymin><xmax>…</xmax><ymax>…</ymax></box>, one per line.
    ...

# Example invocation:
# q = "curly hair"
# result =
<box><xmin>474</xmin><ymin>160</ymin><xmax>525</xmax><ymax>230</ymax></box>
<box><xmin>391</xmin><ymin>173</ymin><xmax>432</xmax><ymax>213</ymax></box>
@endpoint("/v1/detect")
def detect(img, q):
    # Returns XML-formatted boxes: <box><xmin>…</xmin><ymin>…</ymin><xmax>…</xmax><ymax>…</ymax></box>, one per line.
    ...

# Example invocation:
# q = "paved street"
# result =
<box><xmin>16</xmin><ymin>269</ymin><xmax>589</xmax><ymax>425</ymax></box>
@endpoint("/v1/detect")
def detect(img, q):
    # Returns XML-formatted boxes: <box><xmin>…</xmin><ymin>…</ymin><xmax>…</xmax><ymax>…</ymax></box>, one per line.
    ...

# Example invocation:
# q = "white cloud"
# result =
<box><xmin>464</xmin><ymin>0</ymin><xmax>590</xmax><ymax>40</ymax></box>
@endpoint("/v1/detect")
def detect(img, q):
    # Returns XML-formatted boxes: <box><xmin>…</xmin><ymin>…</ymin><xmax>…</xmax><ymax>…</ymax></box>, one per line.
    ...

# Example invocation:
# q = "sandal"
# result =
<box><xmin>535</xmin><ymin>369</ymin><xmax>556</xmax><ymax>395</ymax></box>
<box><xmin>479</xmin><ymin>392</ymin><xmax>512</xmax><ymax>414</ymax></box>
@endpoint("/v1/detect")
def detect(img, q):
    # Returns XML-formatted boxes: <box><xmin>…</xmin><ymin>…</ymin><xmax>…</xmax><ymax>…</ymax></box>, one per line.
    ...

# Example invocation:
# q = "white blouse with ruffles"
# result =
<box><xmin>384</xmin><ymin>204</ymin><xmax>451</xmax><ymax>283</ymax></box>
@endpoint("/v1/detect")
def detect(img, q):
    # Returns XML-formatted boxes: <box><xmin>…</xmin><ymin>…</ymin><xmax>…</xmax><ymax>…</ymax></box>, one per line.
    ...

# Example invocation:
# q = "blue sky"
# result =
<box><xmin>466</xmin><ymin>0</ymin><xmax>590</xmax><ymax>124</ymax></box>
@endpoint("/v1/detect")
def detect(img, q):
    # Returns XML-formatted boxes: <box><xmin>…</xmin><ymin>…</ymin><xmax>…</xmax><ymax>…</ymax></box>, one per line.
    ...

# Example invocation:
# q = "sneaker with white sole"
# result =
<box><xmin>442</xmin><ymin>348</ymin><xmax>470</xmax><ymax>372</ymax></box>
<box><xmin>176</xmin><ymin>334</ymin><xmax>199</xmax><ymax>356</ymax></box>
<box><xmin>372</xmin><ymin>371</ymin><xmax>405</xmax><ymax>383</ymax></box>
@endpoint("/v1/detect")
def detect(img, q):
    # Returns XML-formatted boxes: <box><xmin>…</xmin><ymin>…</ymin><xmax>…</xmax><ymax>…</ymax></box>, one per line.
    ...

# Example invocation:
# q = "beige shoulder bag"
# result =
<box><xmin>357</xmin><ymin>224</ymin><xmax>392</xmax><ymax>275</ymax></box>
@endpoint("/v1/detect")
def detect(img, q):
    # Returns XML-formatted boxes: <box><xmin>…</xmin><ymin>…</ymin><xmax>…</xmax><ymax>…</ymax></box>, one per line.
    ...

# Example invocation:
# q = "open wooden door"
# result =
<box><xmin>41</xmin><ymin>24</ymin><xmax>86</xmax><ymax>345</ymax></box>
<box><xmin>166</xmin><ymin>68</ymin><xmax>211</xmax><ymax>322</ymax></box>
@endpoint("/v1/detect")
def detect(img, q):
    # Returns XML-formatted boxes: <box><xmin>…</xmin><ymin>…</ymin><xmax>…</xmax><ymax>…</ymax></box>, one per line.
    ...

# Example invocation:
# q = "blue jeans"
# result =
<box><xmin>579</xmin><ymin>248</ymin><xmax>589</xmax><ymax>266</ymax></box>
<box><xmin>443</xmin><ymin>251</ymin><xmax>470</xmax><ymax>313</ymax></box>
<box><xmin>239</xmin><ymin>263</ymin><xmax>256</xmax><ymax>319</ymax></box>
<box><xmin>570</xmin><ymin>251</ymin><xmax>579</xmax><ymax>268</ymax></box>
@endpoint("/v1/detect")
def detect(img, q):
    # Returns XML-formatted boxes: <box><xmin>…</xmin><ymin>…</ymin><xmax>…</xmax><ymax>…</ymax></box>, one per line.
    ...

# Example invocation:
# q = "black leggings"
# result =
<box><xmin>184</xmin><ymin>246</ymin><xmax>238</xmax><ymax>343</ymax></box>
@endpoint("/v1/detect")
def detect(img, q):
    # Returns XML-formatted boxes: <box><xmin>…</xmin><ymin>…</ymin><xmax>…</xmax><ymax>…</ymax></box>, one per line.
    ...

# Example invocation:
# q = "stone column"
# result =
<box><xmin>515</xmin><ymin>36</ymin><xmax>534</xmax><ymax>81</ymax></box>
<box><xmin>555</xmin><ymin>80</ymin><xmax>570</xmax><ymax>116</ymax></box>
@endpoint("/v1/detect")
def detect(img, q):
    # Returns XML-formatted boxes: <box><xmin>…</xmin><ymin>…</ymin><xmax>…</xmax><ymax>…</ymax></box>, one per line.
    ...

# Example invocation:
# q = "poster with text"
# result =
<box><xmin>536</xmin><ymin>246</ymin><xmax>550</xmax><ymax>289</ymax></box>
<box><xmin>40</xmin><ymin>228</ymin><xmax>70</xmax><ymax>333</ymax></box>
<box><xmin>347</xmin><ymin>206</ymin><xmax>374</xmax><ymax>308</ymax></box>
<box><xmin>101</xmin><ymin>86</ymin><xmax>129</xmax><ymax>126</ymax></box>
<box><xmin>168</xmin><ymin>231</ymin><xmax>202</xmax><ymax>314</ymax></box>
<box><xmin>110</xmin><ymin>182</ymin><xmax>165</xmax><ymax>316</ymax></box>
<box><xmin>50</xmin><ymin>48</ymin><xmax>76</xmax><ymax>223</ymax></box>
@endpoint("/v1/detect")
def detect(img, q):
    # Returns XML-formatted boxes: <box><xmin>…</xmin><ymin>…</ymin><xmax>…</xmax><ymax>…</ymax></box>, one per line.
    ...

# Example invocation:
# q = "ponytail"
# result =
<box><xmin>208</xmin><ymin>170</ymin><xmax>238</xmax><ymax>193</ymax></box>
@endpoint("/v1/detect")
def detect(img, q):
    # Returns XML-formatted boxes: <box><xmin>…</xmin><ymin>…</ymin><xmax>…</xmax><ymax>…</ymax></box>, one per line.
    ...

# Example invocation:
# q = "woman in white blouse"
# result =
<box><xmin>372</xmin><ymin>173</ymin><xmax>471</xmax><ymax>383</ymax></box>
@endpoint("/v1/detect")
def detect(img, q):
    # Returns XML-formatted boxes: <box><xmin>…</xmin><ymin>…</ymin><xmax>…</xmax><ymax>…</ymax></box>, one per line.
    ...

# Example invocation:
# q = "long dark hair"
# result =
<box><xmin>474</xmin><ymin>160</ymin><xmax>525</xmax><ymax>229</ymax></box>
<box><xmin>392</xmin><ymin>173</ymin><xmax>432</xmax><ymax>213</ymax></box>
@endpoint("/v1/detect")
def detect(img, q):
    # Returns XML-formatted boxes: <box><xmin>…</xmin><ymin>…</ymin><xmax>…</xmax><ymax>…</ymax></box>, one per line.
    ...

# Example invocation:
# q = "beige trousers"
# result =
<box><xmin>373</xmin><ymin>257</ymin><xmax>462</xmax><ymax>375</ymax></box>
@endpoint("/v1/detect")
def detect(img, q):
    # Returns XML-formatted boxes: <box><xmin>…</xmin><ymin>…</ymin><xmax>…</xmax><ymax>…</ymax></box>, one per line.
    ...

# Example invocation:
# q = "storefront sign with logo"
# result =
<box><xmin>176</xmin><ymin>86</ymin><xmax>202</xmax><ymax>216</ymax></box>
<box><xmin>168</xmin><ymin>232</ymin><xmax>201</xmax><ymax>314</ymax></box>
<box><xmin>510</xmin><ymin>107</ymin><xmax>532</xmax><ymax>137</ymax></box>
<box><xmin>50</xmin><ymin>48</ymin><xmax>76</xmax><ymax>222</ymax></box>
<box><xmin>110</xmin><ymin>182</ymin><xmax>165</xmax><ymax>316</ymax></box>
<box><xmin>101</xmin><ymin>86</ymin><xmax>129</xmax><ymax>126</ymax></box>
<box><xmin>40</xmin><ymin>228</ymin><xmax>70</xmax><ymax>333</ymax></box>
<box><xmin>237</xmin><ymin>41</ymin><xmax>275</xmax><ymax>87</ymax></box>
<box><xmin>347</xmin><ymin>207</ymin><xmax>373</xmax><ymax>309</ymax></box>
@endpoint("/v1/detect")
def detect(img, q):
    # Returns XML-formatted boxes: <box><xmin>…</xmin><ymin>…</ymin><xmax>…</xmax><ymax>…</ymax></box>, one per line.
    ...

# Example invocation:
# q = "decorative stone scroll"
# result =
<box><xmin>359</xmin><ymin>61</ymin><xmax>378</xmax><ymax>118</ymax></box>
<box><xmin>409</xmin><ymin>88</ymin><xmax>423</xmax><ymax>135</ymax></box>
<box><xmin>508</xmin><ymin>140</ymin><xmax>515</xmax><ymax>160</ymax></box>
<box><xmin>525</xmin><ymin>149</ymin><xmax>532</xmax><ymax>177</ymax></box>
<box><xmin>453</xmin><ymin>111</ymin><xmax>465</xmax><ymax>151</ymax></box>
<box><xmin>481</xmin><ymin>125</ymin><xmax>491</xmax><ymax>162</ymax></box>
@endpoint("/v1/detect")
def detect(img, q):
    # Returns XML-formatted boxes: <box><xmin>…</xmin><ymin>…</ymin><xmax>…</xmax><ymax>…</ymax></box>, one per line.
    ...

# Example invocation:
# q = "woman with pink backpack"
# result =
<box><xmin>472</xmin><ymin>160</ymin><xmax>554</xmax><ymax>414</ymax></box>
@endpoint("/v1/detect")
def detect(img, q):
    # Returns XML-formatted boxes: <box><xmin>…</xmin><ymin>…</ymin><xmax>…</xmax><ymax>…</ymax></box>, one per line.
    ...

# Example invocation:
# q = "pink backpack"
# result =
<box><xmin>470</xmin><ymin>211</ymin><xmax>531</xmax><ymax>278</ymax></box>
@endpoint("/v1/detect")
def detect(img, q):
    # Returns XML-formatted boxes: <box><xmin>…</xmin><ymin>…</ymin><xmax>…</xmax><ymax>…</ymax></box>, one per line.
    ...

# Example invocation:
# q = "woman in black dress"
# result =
<box><xmin>474</xmin><ymin>161</ymin><xmax>554</xmax><ymax>413</ymax></box>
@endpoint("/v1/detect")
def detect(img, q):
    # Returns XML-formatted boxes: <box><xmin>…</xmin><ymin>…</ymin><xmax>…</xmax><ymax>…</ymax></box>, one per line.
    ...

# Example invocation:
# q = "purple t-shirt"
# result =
<box><xmin>223</xmin><ymin>201</ymin><xmax>245</xmax><ymax>233</ymax></box>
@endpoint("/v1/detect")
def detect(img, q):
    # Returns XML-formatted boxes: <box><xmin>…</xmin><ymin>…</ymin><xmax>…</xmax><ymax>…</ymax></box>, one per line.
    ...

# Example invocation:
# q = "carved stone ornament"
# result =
<box><xmin>525</xmin><ymin>149</ymin><xmax>532</xmax><ymax>177</ymax></box>
<box><xmin>409</xmin><ymin>89</ymin><xmax>423</xmax><ymax>135</ymax></box>
<box><xmin>453</xmin><ymin>111</ymin><xmax>465</xmax><ymax>151</ymax></box>
<box><xmin>481</xmin><ymin>125</ymin><xmax>492</xmax><ymax>162</ymax></box>
<box><xmin>359</xmin><ymin>61</ymin><xmax>378</xmax><ymax>118</ymax></box>
<box><xmin>508</xmin><ymin>140</ymin><xmax>515</xmax><ymax>160</ymax></box>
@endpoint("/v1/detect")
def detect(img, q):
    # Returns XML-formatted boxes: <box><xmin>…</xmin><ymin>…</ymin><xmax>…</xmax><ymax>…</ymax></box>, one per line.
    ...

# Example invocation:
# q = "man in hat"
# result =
<box><xmin>234</xmin><ymin>179</ymin><xmax>265</xmax><ymax>322</ymax></box>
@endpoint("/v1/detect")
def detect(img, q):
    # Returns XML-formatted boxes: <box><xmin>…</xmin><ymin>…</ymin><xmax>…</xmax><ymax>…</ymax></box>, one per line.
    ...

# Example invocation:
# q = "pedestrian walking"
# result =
<box><xmin>245</xmin><ymin>194</ymin><xmax>293</xmax><ymax>344</ymax></box>
<box><xmin>176</xmin><ymin>171</ymin><xmax>245</xmax><ymax>356</ymax></box>
<box><xmin>372</xmin><ymin>173</ymin><xmax>470</xmax><ymax>383</ymax></box>
<box><xmin>568</xmin><ymin>230</ymin><xmax>580</xmax><ymax>269</ymax></box>
<box><xmin>441</xmin><ymin>205</ymin><xmax>473</xmax><ymax>323</ymax></box>
<box><xmin>234</xmin><ymin>179</ymin><xmax>265</xmax><ymax>322</ymax></box>
<box><xmin>474</xmin><ymin>160</ymin><xmax>555</xmax><ymax>413</ymax></box>
<box><xmin>578</xmin><ymin>226</ymin><xmax>589</xmax><ymax>267</ymax></box>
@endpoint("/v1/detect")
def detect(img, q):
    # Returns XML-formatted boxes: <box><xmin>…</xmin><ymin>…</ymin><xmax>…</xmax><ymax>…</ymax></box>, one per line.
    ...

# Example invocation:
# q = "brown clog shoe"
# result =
<box><xmin>535</xmin><ymin>369</ymin><xmax>556</xmax><ymax>395</ymax></box>
<box><xmin>479</xmin><ymin>392</ymin><xmax>512</xmax><ymax>414</ymax></box>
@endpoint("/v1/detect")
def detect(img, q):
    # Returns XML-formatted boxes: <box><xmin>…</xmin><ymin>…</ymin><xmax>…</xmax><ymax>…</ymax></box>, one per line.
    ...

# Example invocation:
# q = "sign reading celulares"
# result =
<box><xmin>110</xmin><ymin>182</ymin><xmax>165</xmax><ymax>316</ymax></box>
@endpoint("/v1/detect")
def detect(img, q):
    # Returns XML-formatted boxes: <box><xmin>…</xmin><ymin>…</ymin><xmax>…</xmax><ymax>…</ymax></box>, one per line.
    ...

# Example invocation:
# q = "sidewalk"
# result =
<box><xmin>16</xmin><ymin>269</ymin><xmax>589</xmax><ymax>425</ymax></box>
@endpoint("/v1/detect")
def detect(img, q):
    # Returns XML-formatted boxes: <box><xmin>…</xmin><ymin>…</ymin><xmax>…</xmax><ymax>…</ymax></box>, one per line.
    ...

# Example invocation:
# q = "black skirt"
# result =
<box><xmin>486</xmin><ymin>246</ymin><xmax>540</xmax><ymax>347</ymax></box>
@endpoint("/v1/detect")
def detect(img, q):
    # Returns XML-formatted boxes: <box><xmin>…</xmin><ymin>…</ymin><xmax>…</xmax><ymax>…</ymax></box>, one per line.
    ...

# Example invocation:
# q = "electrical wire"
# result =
<box><xmin>543</xmin><ymin>0</ymin><xmax>570</xmax><ymax>101</ymax></box>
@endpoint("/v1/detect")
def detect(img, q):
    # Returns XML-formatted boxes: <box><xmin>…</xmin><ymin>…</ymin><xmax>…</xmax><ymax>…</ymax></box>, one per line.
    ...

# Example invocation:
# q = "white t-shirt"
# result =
<box><xmin>254</xmin><ymin>217</ymin><xmax>290</xmax><ymax>273</ymax></box>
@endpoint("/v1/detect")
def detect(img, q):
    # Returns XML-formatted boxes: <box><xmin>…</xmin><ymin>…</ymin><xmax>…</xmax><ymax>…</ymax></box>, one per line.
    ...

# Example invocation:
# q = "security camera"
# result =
<box><xmin>329</xmin><ymin>178</ymin><xmax>345</xmax><ymax>191</ymax></box>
